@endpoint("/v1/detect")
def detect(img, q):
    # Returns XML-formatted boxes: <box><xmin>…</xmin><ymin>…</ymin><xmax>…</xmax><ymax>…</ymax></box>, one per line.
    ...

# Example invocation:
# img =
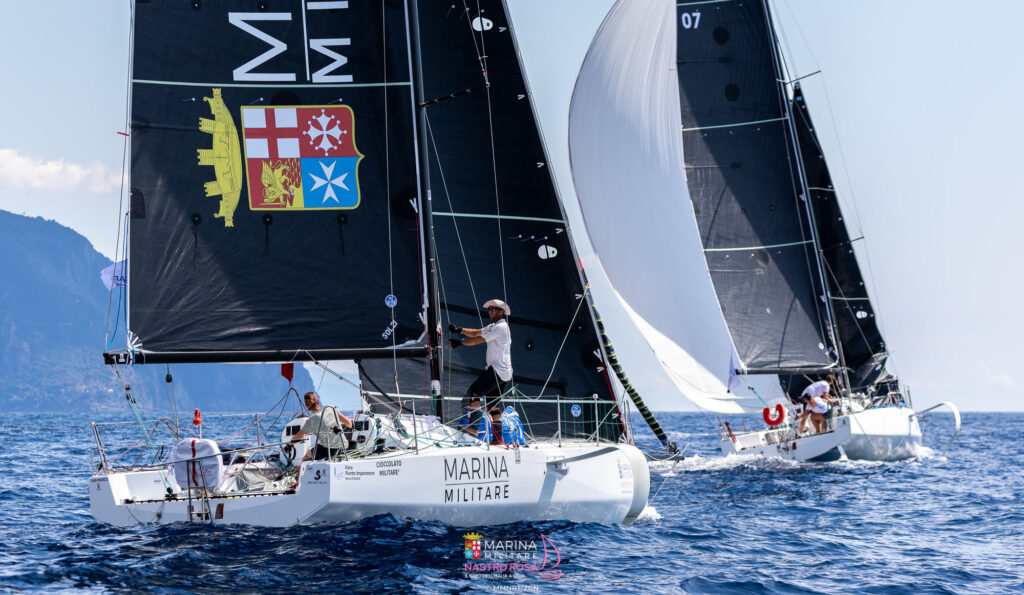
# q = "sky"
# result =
<box><xmin>1</xmin><ymin>1</ymin><xmax>1021</xmax><ymax>412</ymax></box>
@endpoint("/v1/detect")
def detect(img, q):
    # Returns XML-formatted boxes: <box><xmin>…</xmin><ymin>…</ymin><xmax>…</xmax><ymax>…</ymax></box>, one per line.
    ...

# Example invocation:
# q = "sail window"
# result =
<box><xmin>724</xmin><ymin>84</ymin><xmax>740</xmax><ymax>101</ymax></box>
<box><xmin>713</xmin><ymin>27</ymin><xmax>729</xmax><ymax>44</ymax></box>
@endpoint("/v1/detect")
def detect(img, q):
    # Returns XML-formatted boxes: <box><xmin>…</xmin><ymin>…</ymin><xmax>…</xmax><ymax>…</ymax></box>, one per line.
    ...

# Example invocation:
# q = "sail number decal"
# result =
<box><xmin>680</xmin><ymin>11</ymin><xmax>701</xmax><ymax>29</ymax></box>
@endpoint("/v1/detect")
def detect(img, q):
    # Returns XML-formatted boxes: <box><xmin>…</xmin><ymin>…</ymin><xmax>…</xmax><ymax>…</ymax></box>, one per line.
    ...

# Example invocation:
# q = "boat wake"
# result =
<box><xmin>634</xmin><ymin>505</ymin><xmax>661</xmax><ymax>524</ymax></box>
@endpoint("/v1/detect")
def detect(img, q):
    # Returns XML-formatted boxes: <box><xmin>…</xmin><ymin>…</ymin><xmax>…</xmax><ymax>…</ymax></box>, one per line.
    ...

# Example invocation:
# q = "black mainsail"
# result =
<box><xmin>361</xmin><ymin>1</ymin><xmax>625</xmax><ymax>441</ymax></box>
<box><xmin>110</xmin><ymin>0</ymin><xmax>645</xmax><ymax>445</ymax></box>
<box><xmin>675</xmin><ymin>0</ymin><xmax>837</xmax><ymax>374</ymax></box>
<box><xmin>112</xmin><ymin>1</ymin><xmax>427</xmax><ymax>364</ymax></box>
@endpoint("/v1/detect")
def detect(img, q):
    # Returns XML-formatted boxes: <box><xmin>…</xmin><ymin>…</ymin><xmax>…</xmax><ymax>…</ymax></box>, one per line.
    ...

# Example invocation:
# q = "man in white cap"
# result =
<box><xmin>449</xmin><ymin>299</ymin><xmax>513</xmax><ymax>410</ymax></box>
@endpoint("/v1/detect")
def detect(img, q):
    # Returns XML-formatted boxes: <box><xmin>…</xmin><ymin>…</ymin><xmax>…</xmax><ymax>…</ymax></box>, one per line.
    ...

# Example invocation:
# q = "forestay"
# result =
<box><xmin>121</xmin><ymin>1</ymin><xmax>425</xmax><ymax>363</ymax></box>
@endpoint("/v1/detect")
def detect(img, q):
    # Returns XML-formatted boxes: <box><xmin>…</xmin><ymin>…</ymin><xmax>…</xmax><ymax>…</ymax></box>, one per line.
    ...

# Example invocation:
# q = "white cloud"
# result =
<box><xmin>978</xmin><ymin>361</ymin><xmax>1016</xmax><ymax>389</ymax></box>
<box><xmin>0</xmin><ymin>148</ymin><xmax>122</xmax><ymax>194</ymax></box>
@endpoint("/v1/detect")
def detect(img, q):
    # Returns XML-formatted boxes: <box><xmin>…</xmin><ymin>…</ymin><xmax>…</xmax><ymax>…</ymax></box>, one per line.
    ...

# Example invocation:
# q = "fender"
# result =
<box><xmin>763</xmin><ymin>404</ymin><xmax>785</xmax><ymax>426</ymax></box>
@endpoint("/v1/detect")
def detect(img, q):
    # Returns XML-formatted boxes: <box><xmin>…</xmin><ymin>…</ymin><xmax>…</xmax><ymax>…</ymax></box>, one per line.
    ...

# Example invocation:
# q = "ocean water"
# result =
<box><xmin>0</xmin><ymin>410</ymin><xmax>1018</xmax><ymax>593</ymax></box>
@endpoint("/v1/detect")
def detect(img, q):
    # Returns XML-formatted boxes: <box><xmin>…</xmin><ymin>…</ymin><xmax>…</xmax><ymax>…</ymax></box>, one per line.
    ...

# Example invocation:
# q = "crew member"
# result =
<box><xmin>288</xmin><ymin>391</ymin><xmax>353</xmax><ymax>461</ymax></box>
<box><xmin>798</xmin><ymin>374</ymin><xmax>838</xmax><ymax>434</ymax></box>
<box><xmin>449</xmin><ymin>299</ymin><xmax>513</xmax><ymax>411</ymax></box>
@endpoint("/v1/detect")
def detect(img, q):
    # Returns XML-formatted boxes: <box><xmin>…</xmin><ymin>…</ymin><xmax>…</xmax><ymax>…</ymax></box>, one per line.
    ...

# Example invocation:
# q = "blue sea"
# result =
<box><xmin>0</xmin><ymin>410</ymin><xmax>1017</xmax><ymax>593</ymax></box>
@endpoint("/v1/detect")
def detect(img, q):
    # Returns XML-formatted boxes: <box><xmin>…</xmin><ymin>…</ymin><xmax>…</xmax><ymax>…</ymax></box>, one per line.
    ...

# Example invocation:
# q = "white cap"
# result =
<box><xmin>483</xmin><ymin>299</ymin><xmax>510</xmax><ymax>316</ymax></box>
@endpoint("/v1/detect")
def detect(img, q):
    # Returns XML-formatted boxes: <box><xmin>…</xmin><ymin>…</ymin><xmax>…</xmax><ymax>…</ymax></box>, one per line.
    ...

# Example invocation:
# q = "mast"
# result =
<box><xmin>760</xmin><ymin>0</ymin><xmax>849</xmax><ymax>389</ymax></box>
<box><xmin>407</xmin><ymin>0</ymin><xmax>443</xmax><ymax>418</ymax></box>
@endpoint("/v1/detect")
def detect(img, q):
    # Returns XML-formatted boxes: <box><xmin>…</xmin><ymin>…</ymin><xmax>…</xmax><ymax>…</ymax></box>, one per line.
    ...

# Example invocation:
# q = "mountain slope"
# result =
<box><xmin>0</xmin><ymin>210</ymin><xmax>315</xmax><ymax>413</ymax></box>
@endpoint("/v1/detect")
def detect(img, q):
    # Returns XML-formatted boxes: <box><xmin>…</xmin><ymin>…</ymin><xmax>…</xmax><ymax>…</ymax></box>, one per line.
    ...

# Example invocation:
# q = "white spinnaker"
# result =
<box><xmin>567</xmin><ymin>0</ymin><xmax>767</xmax><ymax>413</ymax></box>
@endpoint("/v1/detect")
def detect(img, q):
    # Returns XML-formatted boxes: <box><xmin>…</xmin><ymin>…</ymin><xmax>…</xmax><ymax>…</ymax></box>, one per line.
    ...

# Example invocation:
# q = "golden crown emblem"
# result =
<box><xmin>463</xmin><ymin>532</ymin><xmax>483</xmax><ymax>541</ymax></box>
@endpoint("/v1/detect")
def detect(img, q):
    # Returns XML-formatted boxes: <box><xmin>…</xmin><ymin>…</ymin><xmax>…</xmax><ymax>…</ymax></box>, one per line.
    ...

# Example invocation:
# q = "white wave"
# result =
<box><xmin>634</xmin><ymin>505</ymin><xmax>661</xmax><ymax>524</ymax></box>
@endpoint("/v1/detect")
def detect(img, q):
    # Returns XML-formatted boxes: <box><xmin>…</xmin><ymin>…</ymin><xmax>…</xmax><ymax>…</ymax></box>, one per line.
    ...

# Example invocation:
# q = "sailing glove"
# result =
<box><xmin>448</xmin><ymin>323</ymin><xmax>462</xmax><ymax>334</ymax></box>
<box><xmin>449</xmin><ymin>338</ymin><xmax>462</xmax><ymax>349</ymax></box>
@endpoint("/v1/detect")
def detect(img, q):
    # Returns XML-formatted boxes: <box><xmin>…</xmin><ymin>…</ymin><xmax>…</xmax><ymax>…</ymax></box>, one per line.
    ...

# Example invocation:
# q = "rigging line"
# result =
<box><xmin>680</xmin><ymin>116</ymin><xmax>786</xmax><ymax>133</ymax></box>
<box><xmin>425</xmin><ymin>113</ymin><xmax>484</xmax><ymax>328</ymax></box>
<box><xmin>820</xmin><ymin>255</ymin><xmax>875</xmax><ymax>357</ymax></box>
<box><xmin>460</xmin><ymin>0</ymin><xmax>487</xmax><ymax>81</ymax></box>
<box><xmin>473</xmin><ymin>0</ymin><xmax>507</xmax><ymax>300</ymax></box>
<box><xmin>305</xmin><ymin>354</ymin><xmax>362</xmax><ymax>390</ymax></box>
<box><xmin>165</xmin><ymin>364</ymin><xmax>179</xmax><ymax>441</ymax></box>
<box><xmin>104</xmin><ymin>213</ymin><xmax>130</xmax><ymax>352</ymax></box>
<box><xmin>433</xmin><ymin>211</ymin><xmax>564</xmax><ymax>224</ymax></box>
<box><xmin>778</xmin><ymin>0</ymin><xmax>867</xmax><ymax>238</ymax></box>
<box><xmin>536</xmin><ymin>288</ymin><xmax>591</xmax><ymax>399</ymax></box>
<box><xmin>381</xmin><ymin>3</ymin><xmax>399</xmax><ymax>381</ymax></box>
<box><xmin>774</xmin><ymin>0</ymin><xmax>801</xmax><ymax>83</ymax></box>
<box><xmin>648</xmin><ymin>459</ymin><xmax>680</xmax><ymax>506</ymax></box>
<box><xmin>703</xmin><ymin>239</ymin><xmax>812</xmax><ymax>252</ymax></box>
<box><xmin>106</xmin><ymin>0</ymin><xmax>135</xmax><ymax>348</ymax></box>
<box><xmin>432</xmin><ymin>232</ymin><xmax>460</xmax><ymax>398</ymax></box>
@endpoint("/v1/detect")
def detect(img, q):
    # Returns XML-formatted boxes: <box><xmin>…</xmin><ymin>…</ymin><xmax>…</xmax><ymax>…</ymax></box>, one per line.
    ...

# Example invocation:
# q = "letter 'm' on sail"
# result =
<box><xmin>125</xmin><ymin>2</ymin><xmax>425</xmax><ymax>362</ymax></box>
<box><xmin>568</xmin><ymin>0</ymin><xmax>766</xmax><ymax>413</ymax></box>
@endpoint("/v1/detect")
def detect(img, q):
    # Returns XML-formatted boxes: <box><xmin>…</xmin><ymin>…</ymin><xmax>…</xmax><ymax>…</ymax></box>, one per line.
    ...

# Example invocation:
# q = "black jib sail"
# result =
<box><xmin>675</xmin><ymin>0</ymin><xmax>836</xmax><ymax>373</ymax></box>
<box><xmin>361</xmin><ymin>1</ymin><xmax>624</xmax><ymax>441</ymax></box>
<box><xmin>790</xmin><ymin>84</ymin><xmax>887</xmax><ymax>390</ymax></box>
<box><xmin>115</xmin><ymin>1</ymin><xmax>427</xmax><ymax>364</ymax></box>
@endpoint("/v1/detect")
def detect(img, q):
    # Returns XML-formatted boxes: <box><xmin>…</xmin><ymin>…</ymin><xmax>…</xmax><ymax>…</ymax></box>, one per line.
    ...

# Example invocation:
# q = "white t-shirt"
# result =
<box><xmin>480</xmin><ymin>319</ymin><xmax>513</xmax><ymax>382</ymax></box>
<box><xmin>807</xmin><ymin>396</ymin><xmax>829</xmax><ymax>414</ymax></box>
<box><xmin>301</xmin><ymin>409</ymin><xmax>348</xmax><ymax>450</ymax></box>
<box><xmin>802</xmin><ymin>380</ymin><xmax>831</xmax><ymax>398</ymax></box>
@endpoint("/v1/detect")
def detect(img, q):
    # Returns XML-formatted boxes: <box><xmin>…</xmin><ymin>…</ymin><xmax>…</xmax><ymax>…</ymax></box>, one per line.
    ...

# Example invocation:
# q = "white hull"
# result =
<box><xmin>720</xmin><ymin>416</ymin><xmax>852</xmax><ymax>461</ymax></box>
<box><xmin>90</xmin><ymin>442</ymin><xmax>650</xmax><ymax>527</ymax></box>
<box><xmin>842</xmin><ymin>406</ymin><xmax>922</xmax><ymax>461</ymax></box>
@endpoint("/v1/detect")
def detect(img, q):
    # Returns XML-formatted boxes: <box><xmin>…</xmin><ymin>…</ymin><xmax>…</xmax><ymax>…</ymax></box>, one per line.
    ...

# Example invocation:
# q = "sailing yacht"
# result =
<box><xmin>565</xmin><ymin>0</ymin><xmax>957</xmax><ymax>461</ymax></box>
<box><xmin>90</xmin><ymin>0</ymin><xmax>665</xmax><ymax>527</ymax></box>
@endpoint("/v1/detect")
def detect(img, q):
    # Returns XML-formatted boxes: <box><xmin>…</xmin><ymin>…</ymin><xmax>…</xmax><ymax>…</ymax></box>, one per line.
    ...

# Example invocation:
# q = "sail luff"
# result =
<box><xmin>406</xmin><ymin>0</ymin><xmax>443</xmax><ymax>418</ymax></box>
